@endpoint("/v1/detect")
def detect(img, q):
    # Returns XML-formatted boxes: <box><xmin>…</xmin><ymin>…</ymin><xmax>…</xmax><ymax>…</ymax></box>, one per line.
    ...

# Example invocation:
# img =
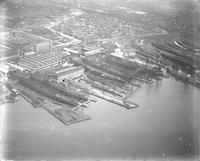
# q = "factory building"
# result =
<box><xmin>84</xmin><ymin>49</ymin><xmax>102</xmax><ymax>56</ymax></box>
<box><xmin>15</xmin><ymin>31</ymin><xmax>53</xmax><ymax>54</ymax></box>
<box><xmin>0</xmin><ymin>64</ymin><xmax>9</xmax><ymax>82</ymax></box>
<box><xmin>34</xmin><ymin>41</ymin><xmax>52</xmax><ymax>54</ymax></box>
<box><xmin>0</xmin><ymin>49</ymin><xmax>19</xmax><ymax>62</ymax></box>
<box><xmin>0</xmin><ymin>27</ymin><xmax>53</xmax><ymax>64</ymax></box>
<box><xmin>48</xmin><ymin>66</ymin><xmax>85</xmax><ymax>82</ymax></box>
<box><xmin>17</xmin><ymin>52</ymin><xmax>69</xmax><ymax>72</ymax></box>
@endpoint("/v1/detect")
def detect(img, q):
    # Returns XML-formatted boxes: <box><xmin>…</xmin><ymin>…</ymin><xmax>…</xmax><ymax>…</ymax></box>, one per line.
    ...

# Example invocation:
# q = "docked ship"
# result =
<box><xmin>48</xmin><ymin>82</ymin><xmax>89</xmax><ymax>102</ymax></box>
<box><xmin>16</xmin><ymin>75</ymin><xmax>79</xmax><ymax>107</ymax></box>
<box><xmin>89</xmin><ymin>86</ymin><xmax>138</xmax><ymax>109</ymax></box>
<box><xmin>167</xmin><ymin>66</ymin><xmax>200</xmax><ymax>86</ymax></box>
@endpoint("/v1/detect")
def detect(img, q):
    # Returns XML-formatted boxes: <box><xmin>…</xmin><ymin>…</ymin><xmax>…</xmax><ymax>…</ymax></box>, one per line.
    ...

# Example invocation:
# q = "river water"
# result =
<box><xmin>1</xmin><ymin>77</ymin><xmax>200</xmax><ymax>160</ymax></box>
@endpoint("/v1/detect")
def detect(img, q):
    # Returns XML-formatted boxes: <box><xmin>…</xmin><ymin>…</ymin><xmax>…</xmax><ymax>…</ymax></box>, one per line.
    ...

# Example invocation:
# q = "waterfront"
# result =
<box><xmin>2</xmin><ymin>77</ymin><xmax>200</xmax><ymax>160</ymax></box>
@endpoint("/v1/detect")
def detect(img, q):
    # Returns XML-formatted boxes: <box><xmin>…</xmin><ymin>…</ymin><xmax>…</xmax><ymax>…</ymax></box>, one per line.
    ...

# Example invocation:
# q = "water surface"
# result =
<box><xmin>2</xmin><ymin>77</ymin><xmax>200</xmax><ymax>160</ymax></box>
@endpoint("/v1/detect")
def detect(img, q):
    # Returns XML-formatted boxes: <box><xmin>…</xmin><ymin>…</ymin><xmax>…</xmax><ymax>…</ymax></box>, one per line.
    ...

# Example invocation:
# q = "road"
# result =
<box><xmin>84</xmin><ymin>32</ymin><xmax>169</xmax><ymax>43</ymax></box>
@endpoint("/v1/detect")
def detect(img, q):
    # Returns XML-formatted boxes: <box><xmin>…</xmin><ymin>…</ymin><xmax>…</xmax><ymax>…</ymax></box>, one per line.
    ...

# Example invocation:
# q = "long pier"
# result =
<box><xmin>89</xmin><ymin>89</ymin><xmax>138</xmax><ymax>109</ymax></box>
<box><xmin>17</xmin><ymin>83</ymin><xmax>91</xmax><ymax>125</ymax></box>
<box><xmin>20</xmin><ymin>90</ymin><xmax>40</xmax><ymax>108</ymax></box>
<box><xmin>39</xmin><ymin>102</ymin><xmax>90</xmax><ymax>126</ymax></box>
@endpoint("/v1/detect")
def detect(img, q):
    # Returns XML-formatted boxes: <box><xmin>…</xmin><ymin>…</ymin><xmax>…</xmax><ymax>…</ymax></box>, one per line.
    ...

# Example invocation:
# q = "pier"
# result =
<box><xmin>15</xmin><ymin>83</ymin><xmax>91</xmax><ymax>125</ymax></box>
<box><xmin>89</xmin><ymin>88</ymin><xmax>138</xmax><ymax>109</ymax></box>
<box><xmin>40</xmin><ymin>102</ymin><xmax>90</xmax><ymax>125</ymax></box>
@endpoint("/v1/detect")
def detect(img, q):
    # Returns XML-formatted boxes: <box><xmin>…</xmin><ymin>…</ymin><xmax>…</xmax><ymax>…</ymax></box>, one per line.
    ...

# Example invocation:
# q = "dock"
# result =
<box><xmin>40</xmin><ymin>102</ymin><xmax>90</xmax><ymax>125</ymax></box>
<box><xmin>16</xmin><ymin>83</ymin><xmax>91</xmax><ymax>125</ymax></box>
<box><xmin>20</xmin><ymin>90</ymin><xmax>40</xmax><ymax>108</ymax></box>
<box><xmin>90</xmin><ymin>88</ymin><xmax>138</xmax><ymax>109</ymax></box>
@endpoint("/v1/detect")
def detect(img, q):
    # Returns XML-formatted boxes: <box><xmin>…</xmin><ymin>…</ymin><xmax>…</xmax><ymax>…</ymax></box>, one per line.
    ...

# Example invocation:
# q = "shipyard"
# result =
<box><xmin>1</xmin><ymin>0</ymin><xmax>200</xmax><ymax>126</ymax></box>
<box><xmin>1</xmin><ymin>34</ymin><xmax>167</xmax><ymax>125</ymax></box>
<box><xmin>1</xmin><ymin>0</ymin><xmax>200</xmax><ymax>160</ymax></box>
<box><xmin>0</xmin><ymin>18</ymin><xmax>171</xmax><ymax>125</ymax></box>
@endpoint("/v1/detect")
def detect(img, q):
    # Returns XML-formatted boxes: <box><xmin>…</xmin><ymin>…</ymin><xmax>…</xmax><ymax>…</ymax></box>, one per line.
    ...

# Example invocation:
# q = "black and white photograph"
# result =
<box><xmin>0</xmin><ymin>0</ymin><xmax>200</xmax><ymax>160</ymax></box>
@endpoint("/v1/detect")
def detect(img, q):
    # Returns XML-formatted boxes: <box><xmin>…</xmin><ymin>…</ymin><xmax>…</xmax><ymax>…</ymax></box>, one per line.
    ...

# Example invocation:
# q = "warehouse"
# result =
<box><xmin>48</xmin><ymin>66</ymin><xmax>85</xmax><ymax>82</ymax></box>
<box><xmin>17</xmin><ymin>52</ymin><xmax>69</xmax><ymax>72</ymax></box>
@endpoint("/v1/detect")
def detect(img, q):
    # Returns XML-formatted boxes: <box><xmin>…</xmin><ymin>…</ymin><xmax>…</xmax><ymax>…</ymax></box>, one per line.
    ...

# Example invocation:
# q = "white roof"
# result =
<box><xmin>0</xmin><ymin>64</ymin><xmax>9</xmax><ymax>73</ymax></box>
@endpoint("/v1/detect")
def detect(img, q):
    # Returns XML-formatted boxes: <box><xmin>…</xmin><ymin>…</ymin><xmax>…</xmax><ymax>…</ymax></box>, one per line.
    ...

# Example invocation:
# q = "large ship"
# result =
<box><xmin>16</xmin><ymin>75</ymin><xmax>79</xmax><ymax>107</ymax></box>
<box><xmin>89</xmin><ymin>88</ymin><xmax>138</xmax><ymax>109</ymax></box>
<box><xmin>48</xmin><ymin>82</ymin><xmax>89</xmax><ymax>103</ymax></box>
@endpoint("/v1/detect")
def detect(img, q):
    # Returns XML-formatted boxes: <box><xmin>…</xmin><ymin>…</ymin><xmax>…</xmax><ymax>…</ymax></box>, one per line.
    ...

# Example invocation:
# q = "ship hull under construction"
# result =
<box><xmin>17</xmin><ymin>76</ymin><xmax>79</xmax><ymax>107</ymax></box>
